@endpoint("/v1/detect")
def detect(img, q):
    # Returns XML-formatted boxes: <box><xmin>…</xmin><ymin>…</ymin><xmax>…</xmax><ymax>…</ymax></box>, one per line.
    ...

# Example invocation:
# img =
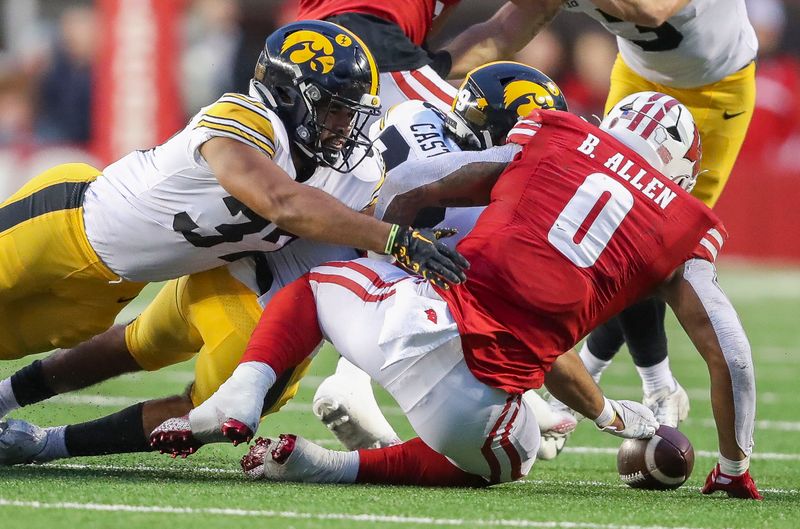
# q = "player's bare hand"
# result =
<box><xmin>388</xmin><ymin>225</ymin><xmax>469</xmax><ymax>287</ymax></box>
<box><xmin>701</xmin><ymin>464</ymin><xmax>763</xmax><ymax>500</ymax></box>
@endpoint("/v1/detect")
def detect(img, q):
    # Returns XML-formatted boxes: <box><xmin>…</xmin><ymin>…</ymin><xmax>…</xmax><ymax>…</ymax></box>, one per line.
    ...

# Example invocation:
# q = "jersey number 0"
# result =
<box><xmin>548</xmin><ymin>172</ymin><xmax>634</xmax><ymax>267</ymax></box>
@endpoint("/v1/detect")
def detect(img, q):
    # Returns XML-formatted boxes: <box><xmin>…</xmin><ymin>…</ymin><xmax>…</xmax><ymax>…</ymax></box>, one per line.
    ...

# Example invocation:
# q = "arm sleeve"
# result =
<box><xmin>374</xmin><ymin>144</ymin><xmax>521</xmax><ymax>220</ymax></box>
<box><xmin>682</xmin><ymin>258</ymin><xmax>756</xmax><ymax>455</ymax></box>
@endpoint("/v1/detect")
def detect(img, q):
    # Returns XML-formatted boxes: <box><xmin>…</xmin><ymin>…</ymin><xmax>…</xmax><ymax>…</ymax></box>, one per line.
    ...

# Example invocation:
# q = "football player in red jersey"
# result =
<box><xmin>290</xmin><ymin>0</ymin><xmax>462</xmax><ymax>116</ymax></box>
<box><xmin>152</xmin><ymin>93</ymin><xmax>761</xmax><ymax>499</ymax></box>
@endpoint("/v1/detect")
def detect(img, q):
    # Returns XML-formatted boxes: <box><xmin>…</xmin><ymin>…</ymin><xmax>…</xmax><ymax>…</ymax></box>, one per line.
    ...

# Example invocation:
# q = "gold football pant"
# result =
<box><xmin>606</xmin><ymin>57</ymin><xmax>756</xmax><ymax>207</ymax></box>
<box><xmin>0</xmin><ymin>163</ymin><xmax>145</xmax><ymax>359</ymax></box>
<box><xmin>125</xmin><ymin>267</ymin><xmax>310</xmax><ymax>415</ymax></box>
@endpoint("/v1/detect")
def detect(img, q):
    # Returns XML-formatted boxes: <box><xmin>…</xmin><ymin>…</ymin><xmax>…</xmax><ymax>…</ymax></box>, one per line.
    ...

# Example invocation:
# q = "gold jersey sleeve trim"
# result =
<box><xmin>195</xmin><ymin>94</ymin><xmax>278</xmax><ymax>157</ymax></box>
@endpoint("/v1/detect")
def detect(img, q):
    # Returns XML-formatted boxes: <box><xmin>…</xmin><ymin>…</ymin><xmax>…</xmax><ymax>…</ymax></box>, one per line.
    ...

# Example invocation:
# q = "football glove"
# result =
<box><xmin>701</xmin><ymin>464</ymin><xmax>763</xmax><ymax>500</ymax></box>
<box><xmin>596</xmin><ymin>399</ymin><xmax>658</xmax><ymax>439</ymax></box>
<box><xmin>386</xmin><ymin>225</ymin><xmax>469</xmax><ymax>288</ymax></box>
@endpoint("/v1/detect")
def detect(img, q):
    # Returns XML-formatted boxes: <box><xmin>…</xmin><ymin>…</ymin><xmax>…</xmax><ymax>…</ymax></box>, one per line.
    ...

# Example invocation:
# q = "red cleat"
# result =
<box><xmin>701</xmin><ymin>464</ymin><xmax>763</xmax><ymax>500</ymax></box>
<box><xmin>221</xmin><ymin>419</ymin><xmax>254</xmax><ymax>446</ymax></box>
<box><xmin>149</xmin><ymin>416</ymin><xmax>204</xmax><ymax>458</ymax></box>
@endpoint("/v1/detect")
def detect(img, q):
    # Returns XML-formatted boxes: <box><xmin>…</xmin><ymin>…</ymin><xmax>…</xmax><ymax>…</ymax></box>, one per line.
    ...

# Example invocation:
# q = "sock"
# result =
<box><xmin>578</xmin><ymin>342</ymin><xmax>611</xmax><ymax>383</ymax></box>
<box><xmin>0</xmin><ymin>378</ymin><xmax>20</xmax><ymax>417</ymax></box>
<box><xmin>719</xmin><ymin>454</ymin><xmax>749</xmax><ymax>476</ymax></box>
<box><xmin>9</xmin><ymin>360</ymin><xmax>56</xmax><ymax>407</ymax></box>
<box><xmin>64</xmin><ymin>403</ymin><xmax>152</xmax><ymax>457</ymax></box>
<box><xmin>636</xmin><ymin>357</ymin><xmax>677</xmax><ymax>395</ymax></box>
<box><xmin>357</xmin><ymin>437</ymin><xmax>486</xmax><ymax>487</ymax></box>
<box><xmin>34</xmin><ymin>426</ymin><xmax>69</xmax><ymax>462</ymax></box>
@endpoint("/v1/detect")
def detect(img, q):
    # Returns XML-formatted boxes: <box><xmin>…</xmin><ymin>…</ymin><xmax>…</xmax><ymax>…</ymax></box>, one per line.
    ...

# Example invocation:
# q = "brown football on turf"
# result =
<box><xmin>617</xmin><ymin>425</ymin><xmax>695</xmax><ymax>490</ymax></box>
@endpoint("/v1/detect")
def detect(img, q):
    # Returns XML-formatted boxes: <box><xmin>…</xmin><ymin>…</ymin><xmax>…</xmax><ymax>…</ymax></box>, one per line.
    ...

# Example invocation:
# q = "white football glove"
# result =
<box><xmin>596</xmin><ymin>399</ymin><xmax>658</xmax><ymax>439</ymax></box>
<box><xmin>189</xmin><ymin>362</ymin><xmax>276</xmax><ymax>443</ymax></box>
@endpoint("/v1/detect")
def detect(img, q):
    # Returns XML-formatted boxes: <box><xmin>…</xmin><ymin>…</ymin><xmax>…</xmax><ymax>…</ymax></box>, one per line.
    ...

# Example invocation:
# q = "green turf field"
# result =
<box><xmin>1</xmin><ymin>263</ymin><xmax>798</xmax><ymax>529</ymax></box>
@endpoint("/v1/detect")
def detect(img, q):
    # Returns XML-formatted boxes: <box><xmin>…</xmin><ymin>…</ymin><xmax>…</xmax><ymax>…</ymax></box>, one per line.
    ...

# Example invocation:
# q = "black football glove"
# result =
<box><xmin>386</xmin><ymin>225</ymin><xmax>469</xmax><ymax>288</ymax></box>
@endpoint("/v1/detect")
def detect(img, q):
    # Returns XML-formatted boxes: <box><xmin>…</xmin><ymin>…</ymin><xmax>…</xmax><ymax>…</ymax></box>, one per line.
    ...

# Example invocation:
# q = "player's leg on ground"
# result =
<box><xmin>0</xmin><ymin>393</ymin><xmax>193</xmax><ymax>464</ymax></box>
<box><xmin>312</xmin><ymin>356</ymin><xmax>401</xmax><ymax>450</ymax></box>
<box><xmin>0</xmin><ymin>325</ymin><xmax>141</xmax><ymax>418</ymax></box>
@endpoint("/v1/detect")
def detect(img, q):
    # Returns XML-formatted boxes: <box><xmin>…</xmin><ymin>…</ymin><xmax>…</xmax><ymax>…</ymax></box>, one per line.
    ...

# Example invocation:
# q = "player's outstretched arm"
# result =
<box><xmin>376</xmin><ymin>148</ymin><xmax>514</xmax><ymax>225</ymax></box>
<box><xmin>202</xmin><ymin>137</ymin><xmax>467</xmax><ymax>286</ymax></box>
<box><xmin>544</xmin><ymin>349</ymin><xmax>657</xmax><ymax>439</ymax></box>
<box><xmin>658</xmin><ymin>259</ymin><xmax>762</xmax><ymax>499</ymax></box>
<box><xmin>443</xmin><ymin>0</ymin><xmax>562</xmax><ymax>78</ymax></box>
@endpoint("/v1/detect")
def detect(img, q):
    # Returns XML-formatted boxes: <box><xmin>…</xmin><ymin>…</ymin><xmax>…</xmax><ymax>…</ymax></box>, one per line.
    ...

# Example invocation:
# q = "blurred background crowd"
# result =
<box><xmin>0</xmin><ymin>0</ymin><xmax>798</xmax><ymax>261</ymax></box>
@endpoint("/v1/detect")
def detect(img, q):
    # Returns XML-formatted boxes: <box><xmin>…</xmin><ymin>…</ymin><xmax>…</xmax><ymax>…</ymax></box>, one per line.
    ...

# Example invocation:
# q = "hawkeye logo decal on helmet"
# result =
<box><xmin>503</xmin><ymin>80</ymin><xmax>560</xmax><ymax>117</ymax></box>
<box><xmin>281</xmin><ymin>30</ymin><xmax>335</xmax><ymax>74</ymax></box>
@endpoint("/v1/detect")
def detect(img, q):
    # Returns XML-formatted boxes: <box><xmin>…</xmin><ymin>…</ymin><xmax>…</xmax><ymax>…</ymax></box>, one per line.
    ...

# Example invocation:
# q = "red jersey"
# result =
<box><xmin>297</xmin><ymin>0</ymin><xmax>460</xmax><ymax>45</ymax></box>
<box><xmin>437</xmin><ymin>111</ymin><xmax>726</xmax><ymax>394</ymax></box>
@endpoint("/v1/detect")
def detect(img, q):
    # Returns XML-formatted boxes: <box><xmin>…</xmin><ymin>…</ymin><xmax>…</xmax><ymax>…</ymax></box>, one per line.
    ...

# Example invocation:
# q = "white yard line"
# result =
<box><xmin>0</xmin><ymin>498</ymin><xmax>742</xmax><ymax>529</ymax></box>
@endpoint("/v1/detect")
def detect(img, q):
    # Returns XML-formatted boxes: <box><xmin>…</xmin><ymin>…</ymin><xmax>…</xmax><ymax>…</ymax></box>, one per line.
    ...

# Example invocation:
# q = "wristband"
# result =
<box><xmin>593</xmin><ymin>397</ymin><xmax>616</xmax><ymax>429</ymax></box>
<box><xmin>384</xmin><ymin>224</ymin><xmax>401</xmax><ymax>254</ymax></box>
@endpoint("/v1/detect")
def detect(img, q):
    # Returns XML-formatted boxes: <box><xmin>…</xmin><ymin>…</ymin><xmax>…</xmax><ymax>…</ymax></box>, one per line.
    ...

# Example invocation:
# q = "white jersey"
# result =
<box><xmin>227</xmin><ymin>239</ymin><xmax>360</xmax><ymax>308</ymax></box>
<box><xmin>371</xmin><ymin>99</ymin><xmax>520</xmax><ymax>247</ymax></box>
<box><xmin>82</xmin><ymin>90</ymin><xmax>383</xmax><ymax>282</ymax></box>
<box><xmin>563</xmin><ymin>0</ymin><xmax>757</xmax><ymax>88</ymax></box>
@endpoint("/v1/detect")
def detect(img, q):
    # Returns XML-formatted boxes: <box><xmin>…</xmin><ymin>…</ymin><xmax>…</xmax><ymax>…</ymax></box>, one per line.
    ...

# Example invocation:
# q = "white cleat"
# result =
<box><xmin>0</xmin><ymin>419</ymin><xmax>47</xmax><ymax>465</ymax></box>
<box><xmin>312</xmin><ymin>373</ymin><xmax>400</xmax><ymax>451</ymax></box>
<box><xmin>240</xmin><ymin>434</ymin><xmax>353</xmax><ymax>484</ymax></box>
<box><xmin>537</xmin><ymin>435</ymin><xmax>569</xmax><ymax>461</ymax></box>
<box><xmin>643</xmin><ymin>379</ymin><xmax>690</xmax><ymax>428</ymax></box>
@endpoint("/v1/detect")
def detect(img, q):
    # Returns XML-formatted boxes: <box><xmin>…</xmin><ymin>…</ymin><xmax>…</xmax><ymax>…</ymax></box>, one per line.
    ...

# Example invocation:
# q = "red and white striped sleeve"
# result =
<box><xmin>689</xmin><ymin>224</ymin><xmax>728</xmax><ymax>263</ymax></box>
<box><xmin>505</xmin><ymin>111</ymin><xmax>543</xmax><ymax>147</ymax></box>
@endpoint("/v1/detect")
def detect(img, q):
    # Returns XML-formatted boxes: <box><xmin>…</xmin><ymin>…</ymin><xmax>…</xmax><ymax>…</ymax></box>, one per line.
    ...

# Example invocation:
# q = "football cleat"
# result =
<box><xmin>241</xmin><ymin>434</ymin><xmax>350</xmax><ymax>483</ymax></box>
<box><xmin>537</xmin><ymin>434</ymin><xmax>569</xmax><ymax>461</ymax></box>
<box><xmin>0</xmin><ymin>418</ymin><xmax>47</xmax><ymax>465</ymax></box>
<box><xmin>221</xmin><ymin>419</ymin><xmax>254</xmax><ymax>447</ymax></box>
<box><xmin>643</xmin><ymin>379</ymin><xmax>690</xmax><ymax>428</ymax></box>
<box><xmin>149</xmin><ymin>416</ymin><xmax>204</xmax><ymax>458</ymax></box>
<box><xmin>701</xmin><ymin>464</ymin><xmax>763</xmax><ymax>500</ymax></box>
<box><xmin>312</xmin><ymin>372</ymin><xmax>400</xmax><ymax>450</ymax></box>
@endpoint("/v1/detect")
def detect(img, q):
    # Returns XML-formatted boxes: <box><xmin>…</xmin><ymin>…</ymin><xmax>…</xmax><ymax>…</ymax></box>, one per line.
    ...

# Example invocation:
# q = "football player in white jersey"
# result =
<box><xmin>0</xmin><ymin>62</ymin><xmax>567</xmax><ymax>466</ymax></box>
<box><xmin>0</xmin><ymin>20</ymin><xmax>467</xmax><ymax>363</ymax></box>
<box><xmin>0</xmin><ymin>21</ymin><xmax>471</xmax><ymax>463</ymax></box>
<box><xmin>443</xmin><ymin>0</ymin><xmax>758</xmax><ymax>442</ymax></box>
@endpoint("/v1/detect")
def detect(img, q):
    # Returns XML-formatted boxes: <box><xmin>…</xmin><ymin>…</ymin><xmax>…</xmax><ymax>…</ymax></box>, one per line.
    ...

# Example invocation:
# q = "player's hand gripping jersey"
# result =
<box><xmin>563</xmin><ymin>0</ymin><xmax>757</xmax><ymax>88</ymax></box>
<box><xmin>83</xmin><ymin>88</ymin><xmax>382</xmax><ymax>282</ymax></box>
<box><xmin>437</xmin><ymin>110</ymin><xmax>725</xmax><ymax>393</ymax></box>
